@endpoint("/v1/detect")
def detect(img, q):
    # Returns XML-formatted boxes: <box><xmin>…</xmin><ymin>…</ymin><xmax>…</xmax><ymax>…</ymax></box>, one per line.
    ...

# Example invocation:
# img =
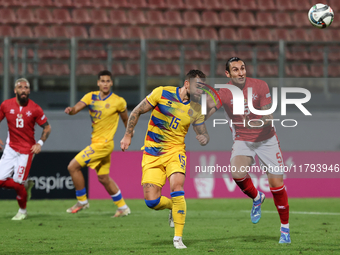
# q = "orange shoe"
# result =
<box><xmin>66</xmin><ymin>202</ymin><xmax>89</xmax><ymax>213</ymax></box>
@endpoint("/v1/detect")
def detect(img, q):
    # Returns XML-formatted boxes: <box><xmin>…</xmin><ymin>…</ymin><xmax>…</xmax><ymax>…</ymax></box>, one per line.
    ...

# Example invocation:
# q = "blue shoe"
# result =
<box><xmin>250</xmin><ymin>192</ymin><xmax>265</xmax><ymax>224</ymax></box>
<box><xmin>279</xmin><ymin>227</ymin><xmax>291</xmax><ymax>244</ymax></box>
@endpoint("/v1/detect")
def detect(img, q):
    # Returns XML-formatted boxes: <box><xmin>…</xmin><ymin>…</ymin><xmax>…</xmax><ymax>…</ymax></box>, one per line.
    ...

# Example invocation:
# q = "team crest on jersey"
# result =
<box><xmin>26</xmin><ymin>111</ymin><xmax>32</xmax><ymax>117</ymax></box>
<box><xmin>105</xmin><ymin>103</ymin><xmax>110</xmax><ymax>109</ymax></box>
<box><xmin>166</xmin><ymin>101</ymin><xmax>172</xmax><ymax>107</ymax></box>
<box><xmin>252</xmin><ymin>94</ymin><xmax>258</xmax><ymax>100</ymax></box>
<box><xmin>10</xmin><ymin>109</ymin><xmax>14</xmax><ymax>114</ymax></box>
<box><xmin>188</xmin><ymin>109</ymin><xmax>193</xmax><ymax>116</ymax></box>
<box><xmin>17</xmin><ymin>114</ymin><xmax>22</xmax><ymax>119</ymax></box>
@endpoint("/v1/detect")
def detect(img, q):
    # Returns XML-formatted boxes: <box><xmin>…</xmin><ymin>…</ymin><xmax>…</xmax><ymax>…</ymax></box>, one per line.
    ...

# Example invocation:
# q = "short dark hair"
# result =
<box><xmin>226</xmin><ymin>57</ymin><xmax>244</xmax><ymax>72</ymax></box>
<box><xmin>97</xmin><ymin>70</ymin><xmax>112</xmax><ymax>80</ymax></box>
<box><xmin>186</xmin><ymin>69</ymin><xmax>206</xmax><ymax>81</ymax></box>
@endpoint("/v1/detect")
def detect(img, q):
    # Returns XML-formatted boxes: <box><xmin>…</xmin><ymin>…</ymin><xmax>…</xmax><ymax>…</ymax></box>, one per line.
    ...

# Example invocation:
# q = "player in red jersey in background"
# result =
<box><xmin>207</xmin><ymin>57</ymin><xmax>290</xmax><ymax>243</ymax></box>
<box><xmin>0</xmin><ymin>78</ymin><xmax>51</xmax><ymax>220</ymax></box>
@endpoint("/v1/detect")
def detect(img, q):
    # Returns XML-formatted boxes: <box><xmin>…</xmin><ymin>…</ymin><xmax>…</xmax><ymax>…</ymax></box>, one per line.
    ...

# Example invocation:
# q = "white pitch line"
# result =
<box><xmin>241</xmin><ymin>210</ymin><xmax>340</xmax><ymax>216</ymax></box>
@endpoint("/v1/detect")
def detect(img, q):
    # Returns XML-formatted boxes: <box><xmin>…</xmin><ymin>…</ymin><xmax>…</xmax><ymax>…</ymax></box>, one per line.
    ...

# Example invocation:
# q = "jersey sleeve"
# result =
<box><xmin>0</xmin><ymin>102</ymin><xmax>5</xmax><ymax>121</ymax></box>
<box><xmin>192</xmin><ymin>112</ymin><xmax>205</xmax><ymax>126</ymax></box>
<box><xmin>146</xmin><ymin>86</ymin><xmax>163</xmax><ymax>107</ymax></box>
<box><xmin>35</xmin><ymin>105</ymin><xmax>48</xmax><ymax>126</ymax></box>
<box><xmin>80</xmin><ymin>92</ymin><xmax>92</xmax><ymax>106</ymax></box>
<box><xmin>259</xmin><ymin>82</ymin><xmax>272</xmax><ymax>107</ymax></box>
<box><xmin>117</xmin><ymin>97</ymin><xmax>127</xmax><ymax>113</ymax></box>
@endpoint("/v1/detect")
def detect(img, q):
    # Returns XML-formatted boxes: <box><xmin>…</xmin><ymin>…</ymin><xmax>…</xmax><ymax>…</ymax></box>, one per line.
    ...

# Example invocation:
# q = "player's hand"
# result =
<box><xmin>0</xmin><ymin>139</ymin><xmax>4</xmax><ymax>151</ymax></box>
<box><xmin>242</xmin><ymin>115</ymin><xmax>262</xmax><ymax>129</ymax></box>
<box><xmin>64</xmin><ymin>107</ymin><xmax>72</xmax><ymax>115</ymax></box>
<box><xmin>196</xmin><ymin>134</ymin><xmax>208</xmax><ymax>146</ymax></box>
<box><xmin>31</xmin><ymin>143</ymin><xmax>42</xmax><ymax>154</ymax></box>
<box><xmin>120</xmin><ymin>135</ymin><xmax>132</xmax><ymax>152</ymax></box>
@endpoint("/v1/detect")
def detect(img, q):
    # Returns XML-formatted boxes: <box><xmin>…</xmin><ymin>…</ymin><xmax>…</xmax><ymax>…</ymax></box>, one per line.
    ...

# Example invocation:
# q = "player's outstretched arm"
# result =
<box><xmin>31</xmin><ymin>121</ymin><xmax>52</xmax><ymax>154</ymax></box>
<box><xmin>120</xmin><ymin>98</ymin><xmax>153</xmax><ymax>151</ymax></box>
<box><xmin>193</xmin><ymin>123</ymin><xmax>210</xmax><ymax>146</ymax></box>
<box><xmin>64</xmin><ymin>101</ymin><xmax>86</xmax><ymax>115</ymax></box>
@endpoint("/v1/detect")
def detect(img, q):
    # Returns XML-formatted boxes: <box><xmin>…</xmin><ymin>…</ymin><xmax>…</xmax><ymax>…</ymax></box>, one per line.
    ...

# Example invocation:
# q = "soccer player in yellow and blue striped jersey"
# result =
<box><xmin>120</xmin><ymin>70</ymin><xmax>209</xmax><ymax>249</ymax></box>
<box><xmin>65</xmin><ymin>70</ymin><xmax>130</xmax><ymax>217</ymax></box>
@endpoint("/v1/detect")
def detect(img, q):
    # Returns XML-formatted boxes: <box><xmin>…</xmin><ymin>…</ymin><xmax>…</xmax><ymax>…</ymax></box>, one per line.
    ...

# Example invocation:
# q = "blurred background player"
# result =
<box><xmin>65</xmin><ymin>70</ymin><xmax>130</xmax><ymax>217</ymax></box>
<box><xmin>120</xmin><ymin>70</ymin><xmax>209</xmax><ymax>249</ymax></box>
<box><xmin>0</xmin><ymin>78</ymin><xmax>51</xmax><ymax>220</ymax></box>
<box><xmin>206</xmin><ymin>57</ymin><xmax>290</xmax><ymax>243</ymax></box>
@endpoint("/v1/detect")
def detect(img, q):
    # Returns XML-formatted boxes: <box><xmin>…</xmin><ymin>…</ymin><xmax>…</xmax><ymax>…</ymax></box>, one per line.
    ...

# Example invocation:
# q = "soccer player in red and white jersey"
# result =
<box><xmin>0</xmin><ymin>78</ymin><xmax>51</xmax><ymax>220</ymax></box>
<box><xmin>207</xmin><ymin>57</ymin><xmax>290</xmax><ymax>243</ymax></box>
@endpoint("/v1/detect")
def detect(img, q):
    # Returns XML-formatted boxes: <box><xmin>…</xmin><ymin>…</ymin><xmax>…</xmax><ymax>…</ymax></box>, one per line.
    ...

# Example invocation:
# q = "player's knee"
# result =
<box><xmin>144</xmin><ymin>197</ymin><xmax>160</xmax><ymax>209</ymax></box>
<box><xmin>97</xmin><ymin>175</ymin><xmax>109</xmax><ymax>185</ymax></box>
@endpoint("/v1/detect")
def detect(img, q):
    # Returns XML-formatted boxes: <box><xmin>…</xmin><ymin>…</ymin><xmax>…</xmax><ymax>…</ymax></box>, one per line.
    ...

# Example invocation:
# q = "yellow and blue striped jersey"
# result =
<box><xmin>143</xmin><ymin>86</ymin><xmax>204</xmax><ymax>156</ymax></box>
<box><xmin>81</xmin><ymin>91</ymin><xmax>126</xmax><ymax>144</ymax></box>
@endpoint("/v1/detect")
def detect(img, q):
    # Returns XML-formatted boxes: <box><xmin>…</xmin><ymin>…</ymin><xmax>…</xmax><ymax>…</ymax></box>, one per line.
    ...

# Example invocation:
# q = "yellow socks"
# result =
<box><xmin>171</xmin><ymin>191</ymin><xmax>186</xmax><ymax>237</ymax></box>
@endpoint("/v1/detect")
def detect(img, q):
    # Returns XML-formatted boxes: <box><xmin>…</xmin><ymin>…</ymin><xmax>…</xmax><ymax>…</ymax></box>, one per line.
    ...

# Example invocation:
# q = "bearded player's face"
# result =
<box><xmin>14</xmin><ymin>81</ymin><xmax>30</xmax><ymax>105</ymax></box>
<box><xmin>187</xmin><ymin>77</ymin><xmax>204</xmax><ymax>102</ymax></box>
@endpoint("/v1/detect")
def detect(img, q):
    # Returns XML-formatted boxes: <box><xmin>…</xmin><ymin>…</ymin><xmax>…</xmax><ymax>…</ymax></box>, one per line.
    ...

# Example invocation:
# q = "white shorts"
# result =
<box><xmin>231</xmin><ymin>135</ymin><xmax>284</xmax><ymax>175</ymax></box>
<box><xmin>0</xmin><ymin>145</ymin><xmax>34</xmax><ymax>184</ymax></box>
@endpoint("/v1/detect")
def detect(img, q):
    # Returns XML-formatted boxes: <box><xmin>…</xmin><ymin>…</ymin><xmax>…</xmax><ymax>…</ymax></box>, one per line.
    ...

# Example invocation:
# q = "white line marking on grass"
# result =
<box><xmin>241</xmin><ymin>210</ymin><xmax>340</xmax><ymax>216</ymax></box>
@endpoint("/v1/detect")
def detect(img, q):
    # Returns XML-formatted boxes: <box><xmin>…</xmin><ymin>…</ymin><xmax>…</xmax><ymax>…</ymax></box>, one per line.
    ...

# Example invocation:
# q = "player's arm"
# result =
<box><xmin>205</xmin><ymin>91</ymin><xmax>219</xmax><ymax>120</ymax></box>
<box><xmin>31</xmin><ymin>121</ymin><xmax>52</xmax><ymax>154</ymax></box>
<box><xmin>193</xmin><ymin>123</ymin><xmax>209</xmax><ymax>146</ymax></box>
<box><xmin>244</xmin><ymin>103</ymin><xmax>273</xmax><ymax>129</ymax></box>
<box><xmin>0</xmin><ymin>104</ymin><xmax>5</xmax><ymax>150</ymax></box>
<box><xmin>64</xmin><ymin>101</ymin><xmax>87</xmax><ymax>115</ymax></box>
<box><xmin>120</xmin><ymin>98</ymin><xmax>153</xmax><ymax>151</ymax></box>
<box><xmin>119</xmin><ymin>109</ymin><xmax>129</xmax><ymax>128</ymax></box>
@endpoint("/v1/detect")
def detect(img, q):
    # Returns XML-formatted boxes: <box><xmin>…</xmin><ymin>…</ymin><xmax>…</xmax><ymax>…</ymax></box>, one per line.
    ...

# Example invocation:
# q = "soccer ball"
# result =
<box><xmin>308</xmin><ymin>4</ymin><xmax>334</xmax><ymax>29</ymax></box>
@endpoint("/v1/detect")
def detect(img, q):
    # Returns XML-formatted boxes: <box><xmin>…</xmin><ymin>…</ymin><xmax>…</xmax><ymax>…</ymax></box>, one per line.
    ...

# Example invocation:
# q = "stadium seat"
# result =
<box><xmin>329</xmin><ymin>0</ymin><xmax>340</xmax><ymax>12</ymax></box>
<box><xmin>36</xmin><ymin>9</ymin><xmax>54</xmax><ymax>25</ymax></box>
<box><xmin>220</xmin><ymin>11</ymin><xmax>238</xmax><ymax>27</ymax></box>
<box><xmin>274</xmin><ymin>13</ymin><xmax>294</xmax><ymax>28</ymax></box>
<box><xmin>38</xmin><ymin>63</ymin><xmax>52</xmax><ymax>75</ymax></box>
<box><xmin>184</xmin><ymin>0</ymin><xmax>205</xmax><ymax>11</ymax></box>
<box><xmin>0</xmin><ymin>8</ymin><xmax>18</xmax><ymax>25</ymax></box>
<box><xmin>54</xmin><ymin>43</ymin><xmax>70</xmax><ymax>59</ymax></box>
<box><xmin>91</xmin><ymin>9</ymin><xmax>111</xmax><ymax>25</ymax></box>
<box><xmin>163</xmin><ymin>27</ymin><xmax>182</xmax><ymax>39</ymax></box>
<box><xmin>256</xmin><ymin>45</ymin><xmax>277</xmax><ymax>60</ymax></box>
<box><xmin>328</xmin><ymin>46</ymin><xmax>340</xmax><ymax>62</ymax></box>
<box><xmin>69</xmin><ymin>26</ymin><xmax>88</xmax><ymax>38</ymax></box>
<box><xmin>126</xmin><ymin>63</ymin><xmax>140</xmax><ymax>76</ymax></box>
<box><xmin>201</xmin><ymin>27</ymin><xmax>218</xmax><ymax>40</ymax></box>
<box><xmin>238</xmin><ymin>28</ymin><xmax>256</xmax><ymax>41</ymax></box>
<box><xmin>200</xmin><ymin>63</ymin><xmax>211</xmax><ymax>76</ymax></box>
<box><xmin>166</xmin><ymin>0</ymin><xmax>186</xmax><ymax>10</ymax></box>
<box><xmin>145</xmin><ymin>27</ymin><xmax>163</xmax><ymax>39</ymax></box>
<box><xmin>50</xmin><ymin>25</ymin><xmax>69</xmax><ymax>38</ymax></box>
<box><xmin>54</xmin><ymin>0</ymin><xmax>75</xmax><ymax>8</ymax></box>
<box><xmin>184</xmin><ymin>44</ymin><xmax>208</xmax><ymax>60</ymax></box>
<box><xmin>1</xmin><ymin>0</ymin><xmax>21</xmax><ymax>7</ymax></box>
<box><xmin>291</xmin><ymin>29</ymin><xmax>311</xmax><ymax>41</ymax></box>
<box><xmin>111</xmin><ymin>0</ymin><xmax>130</xmax><ymax>9</ymax></box>
<box><xmin>93</xmin><ymin>0</ymin><xmax>111</xmax><ymax>9</ymax></box>
<box><xmin>310</xmin><ymin>64</ymin><xmax>324</xmax><ymax>78</ymax></box>
<box><xmin>37</xmin><ymin>43</ymin><xmax>54</xmax><ymax>59</ymax></box>
<box><xmin>295</xmin><ymin>0</ymin><xmax>312</xmax><ymax>11</ymax></box>
<box><xmin>89</xmin><ymin>26</ymin><xmax>110</xmax><ymax>38</ymax></box>
<box><xmin>77</xmin><ymin>43</ymin><xmax>93</xmax><ymax>59</ymax></box>
<box><xmin>310</xmin><ymin>29</ymin><xmax>331</xmax><ymax>42</ymax></box>
<box><xmin>328</xmin><ymin>65</ymin><xmax>340</xmax><ymax>77</ymax></box>
<box><xmin>182</xmin><ymin>27</ymin><xmax>200</xmax><ymax>40</ymax></box>
<box><xmin>17</xmin><ymin>9</ymin><xmax>38</xmax><ymax>25</ymax></box>
<box><xmin>163</xmin><ymin>44</ymin><xmax>181</xmax><ymax>59</ymax></box>
<box><xmin>39</xmin><ymin>0</ymin><xmax>54</xmax><ymax>7</ymax></box>
<box><xmin>330</xmin><ymin>29</ymin><xmax>340</xmax><ymax>41</ymax></box>
<box><xmin>236</xmin><ymin>45</ymin><xmax>253</xmax><ymax>61</ymax></box>
<box><xmin>111</xmin><ymin>63</ymin><xmax>126</xmax><ymax>76</ymax></box>
<box><xmin>272</xmin><ymin>29</ymin><xmax>292</xmax><ymax>41</ymax></box>
<box><xmin>128</xmin><ymin>10</ymin><xmax>148</xmax><ymax>26</ymax></box>
<box><xmin>185</xmin><ymin>64</ymin><xmax>201</xmax><ymax>72</ymax></box>
<box><xmin>286</xmin><ymin>45</ymin><xmax>310</xmax><ymax>61</ymax></box>
<box><xmin>86</xmin><ymin>64</ymin><xmax>106</xmax><ymax>75</ymax></box>
<box><xmin>148</xmin><ymin>0</ymin><xmax>167</xmax><ymax>10</ymax></box>
<box><xmin>309</xmin><ymin>45</ymin><xmax>324</xmax><ymax>61</ymax></box>
<box><xmin>74</xmin><ymin>0</ymin><xmax>92</xmax><ymax>8</ymax></box>
<box><xmin>52</xmin><ymin>9</ymin><xmax>72</xmax><ymax>25</ymax></box>
<box><xmin>34</xmin><ymin>25</ymin><xmax>53</xmax><ymax>38</ymax></box>
<box><xmin>238</xmin><ymin>12</ymin><xmax>256</xmax><ymax>27</ymax></box>
<box><xmin>15</xmin><ymin>25</ymin><xmax>34</xmax><ymax>38</ymax></box>
<box><xmin>219</xmin><ymin>28</ymin><xmax>238</xmax><ymax>40</ymax></box>
<box><xmin>0</xmin><ymin>25</ymin><xmax>15</xmax><ymax>37</ymax></box>
<box><xmin>147</xmin><ymin>64</ymin><xmax>165</xmax><ymax>76</ymax></box>
<box><xmin>163</xmin><ymin>64</ymin><xmax>180</xmax><ymax>76</ymax></box>
<box><xmin>51</xmin><ymin>63</ymin><xmax>70</xmax><ymax>76</ymax></box>
<box><xmin>256</xmin><ymin>12</ymin><xmax>275</xmax><ymax>28</ymax></box>
<box><xmin>289</xmin><ymin>64</ymin><xmax>310</xmax><ymax>77</ymax></box>
<box><xmin>217</xmin><ymin>44</ymin><xmax>236</xmax><ymax>60</ymax></box>
<box><xmin>147</xmin><ymin>10</ymin><xmax>166</xmax><ymax>26</ymax></box>
<box><xmin>275</xmin><ymin>0</ymin><xmax>296</xmax><ymax>11</ymax></box>
<box><xmin>129</xmin><ymin>0</ymin><xmax>148</xmax><ymax>9</ymax></box>
<box><xmin>245</xmin><ymin>64</ymin><xmax>254</xmax><ymax>77</ymax></box>
<box><xmin>255</xmin><ymin>28</ymin><xmax>274</xmax><ymax>41</ymax></box>
<box><xmin>72</xmin><ymin>9</ymin><xmax>92</xmax><ymax>25</ymax></box>
<box><xmin>257</xmin><ymin>64</ymin><xmax>278</xmax><ymax>77</ymax></box>
<box><xmin>109</xmin><ymin>10</ymin><xmax>130</xmax><ymax>26</ymax></box>
<box><xmin>111</xmin><ymin>43</ymin><xmax>128</xmax><ymax>59</ymax></box>
<box><xmin>216</xmin><ymin>64</ymin><xmax>227</xmax><ymax>76</ymax></box>
<box><xmin>126</xmin><ymin>26</ymin><xmax>144</xmax><ymax>39</ymax></box>
<box><xmin>109</xmin><ymin>26</ymin><xmax>127</xmax><ymax>39</ymax></box>
<box><xmin>220</xmin><ymin>0</ymin><xmax>240</xmax><ymax>11</ymax></box>
<box><xmin>164</xmin><ymin>11</ymin><xmax>184</xmax><ymax>26</ymax></box>
<box><xmin>292</xmin><ymin>12</ymin><xmax>311</xmax><ymax>28</ymax></box>
<box><xmin>90</xmin><ymin>43</ymin><xmax>107</xmax><ymax>59</ymax></box>
<box><xmin>202</xmin><ymin>0</ymin><xmax>223</xmax><ymax>11</ymax></box>
<box><xmin>183</xmin><ymin>11</ymin><xmax>202</xmax><ymax>27</ymax></box>
<box><xmin>257</xmin><ymin>0</ymin><xmax>276</xmax><ymax>11</ymax></box>
<box><xmin>239</xmin><ymin>0</ymin><xmax>258</xmax><ymax>11</ymax></box>
<box><xmin>202</xmin><ymin>11</ymin><xmax>222</xmax><ymax>27</ymax></box>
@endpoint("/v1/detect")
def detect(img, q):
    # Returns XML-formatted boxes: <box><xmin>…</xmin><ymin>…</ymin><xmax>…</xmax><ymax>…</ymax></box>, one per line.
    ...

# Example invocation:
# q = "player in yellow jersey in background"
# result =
<box><xmin>120</xmin><ymin>70</ymin><xmax>209</xmax><ymax>249</ymax></box>
<box><xmin>65</xmin><ymin>70</ymin><xmax>130</xmax><ymax>217</ymax></box>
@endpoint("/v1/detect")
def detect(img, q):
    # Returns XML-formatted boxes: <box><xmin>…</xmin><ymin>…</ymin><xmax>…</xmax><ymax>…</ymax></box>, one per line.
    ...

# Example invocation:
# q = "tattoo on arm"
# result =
<box><xmin>125</xmin><ymin>99</ymin><xmax>153</xmax><ymax>136</ymax></box>
<box><xmin>143</xmin><ymin>183</ymin><xmax>155</xmax><ymax>189</ymax></box>
<box><xmin>40</xmin><ymin>121</ymin><xmax>51</xmax><ymax>142</ymax></box>
<box><xmin>260</xmin><ymin>103</ymin><xmax>273</xmax><ymax>123</ymax></box>
<box><xmin>194</xmin><ymin>123</ymin><xmax>210</xmax><ymax>142</ymax></box>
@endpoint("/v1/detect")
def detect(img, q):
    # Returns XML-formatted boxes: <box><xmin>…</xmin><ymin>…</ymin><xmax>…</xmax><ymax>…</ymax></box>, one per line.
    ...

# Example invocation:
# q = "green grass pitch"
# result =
<box><xmin>1</xmin><ymin>198</ymin><xmax>339</xmax><ymax>254</ymax></box>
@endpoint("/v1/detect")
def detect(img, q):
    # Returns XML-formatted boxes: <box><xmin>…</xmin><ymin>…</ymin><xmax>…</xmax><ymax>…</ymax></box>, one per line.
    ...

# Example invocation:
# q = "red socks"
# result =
<box><xmin>271</xmin><ymin>185</ymin><xmax>289</xmax><ymax>224</ymax></box>
<box><xmin>0</xmin><ymin>178</ymin><xmax>27</xmax><ymax>209</ymax></box>
<box><xmin>233</xmin><ymin>174</ymin><xmax>258</xmax><ymax>199</ymax></box>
